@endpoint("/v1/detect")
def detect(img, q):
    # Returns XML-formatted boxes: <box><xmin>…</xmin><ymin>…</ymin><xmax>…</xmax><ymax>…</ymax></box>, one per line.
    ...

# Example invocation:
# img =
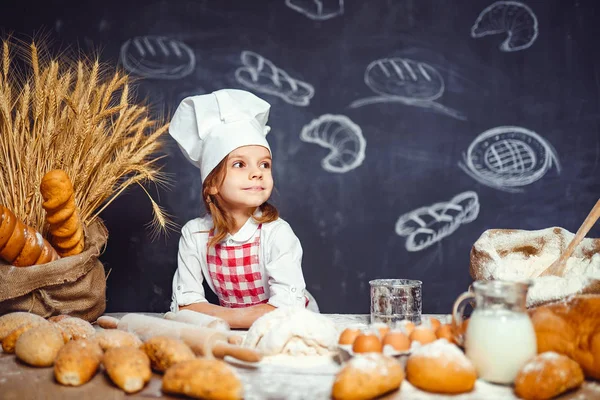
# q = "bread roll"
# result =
<box><xmin>140</xmin><ymin>336</ymin><xmax>195</xmax><ymax>373</ymax></box>
<box><xmin>55</xmin><ymin>317</ymin><xmax>96</xmax><ymax>340</ymax></box>
<box><xmin>15</xmin><ymin>324</ymin><xmax>65</xmax><ymax>367</ymax></box>
<box><xmin>162</xmin><ymin>358</ymin><xmax>242</xmax><ymax>400</ymax></box>
<box><xmin>0</xmin><ymin>312</ymin><xmax>47</xmax><ymax>341</ymax></box>
<box><xmin>2</xmin><ymin>319</ymin><xmax>50</xmax><ymax>353</ymax></box>
<box><xmin>92</xmin><ymin>330</ymin><xmax>142</xmax><ymax>351</ymax></box>
<box><xmin>332</xmin><ymin>353</ymin><xmax>404</xmax><ymax>400</ymax></box>
<box><xmin>48</xmin><ymin>315</ymin><xmax>72</xmax><ymax>323</ymax></box>
<box><xmin>529</xmin><ymin>294</ymin><xmax>600</xmax><ymax>379</ymax></box>
<box><xmin>54</xmin><ymin>339</ymin><xmax>103</xmax><ymax>386</ymax></box>
<box><xmin>103</xmin><ymin>346</ymin><xmax>152</xmax><ymax>393</ymax></box>
<box><xmin>40</xmin><ymin>170</ymin><xmax>85</xmax><ymax>257</ymax></box>
<box><xmin>0</xmin><ymin>205</ymin><xmax>60</xmax><ymax>266</ymax></box>
<box><xmin>514</xmin><ymin>352</ymin><xmax>584</xmax><ymax>400</ymax></box>
<box><xmin>406</xmin><ymin>339</ymin><xmax>477</xmax><ymax>394</ymax></box>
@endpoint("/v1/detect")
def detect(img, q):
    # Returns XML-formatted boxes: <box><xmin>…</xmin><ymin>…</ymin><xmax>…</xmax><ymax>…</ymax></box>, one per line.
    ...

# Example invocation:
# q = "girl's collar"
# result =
<box><xmin>221</xmin><ymin>208</ymin><xmax>262</xmax><ymax>243</ymax></box>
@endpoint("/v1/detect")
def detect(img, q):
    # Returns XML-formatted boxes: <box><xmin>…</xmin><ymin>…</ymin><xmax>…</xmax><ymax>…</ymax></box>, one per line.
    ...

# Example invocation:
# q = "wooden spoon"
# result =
<box><xmin>539</xmin><ymin>198</ymin><xmax>600</xmax><ymax>277</ymax></box>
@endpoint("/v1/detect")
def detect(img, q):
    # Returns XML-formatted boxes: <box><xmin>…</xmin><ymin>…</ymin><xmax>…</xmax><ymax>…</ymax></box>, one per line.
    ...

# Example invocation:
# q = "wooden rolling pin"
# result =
<box><xmin>97</xmin><ymin>314</ymin><xmax>260</xmax><ymax>363</ymax></box>
<box><xmin>163</xmin><ymin>309</ymin><xmax>230</xmax><ymax>331</ymax></box>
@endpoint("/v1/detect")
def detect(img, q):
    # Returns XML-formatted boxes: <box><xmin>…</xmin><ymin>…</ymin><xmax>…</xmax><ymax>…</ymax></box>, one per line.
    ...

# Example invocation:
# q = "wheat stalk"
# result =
<box><xmin>0</xmin><ymin>38</ymin><xmax>175</xmax><ymax>239</ymax></box>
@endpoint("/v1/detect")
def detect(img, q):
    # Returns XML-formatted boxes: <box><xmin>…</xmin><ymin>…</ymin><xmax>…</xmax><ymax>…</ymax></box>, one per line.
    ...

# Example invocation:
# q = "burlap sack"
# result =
<box><xmin>0</xmin><ymin>220</ymin><xmax>108</xmax><ymax>322</ymax></box>
<box><xmin>470</xmin><ymin>226</ymin><xmax>600</xmax><ymax>308</ymax></box>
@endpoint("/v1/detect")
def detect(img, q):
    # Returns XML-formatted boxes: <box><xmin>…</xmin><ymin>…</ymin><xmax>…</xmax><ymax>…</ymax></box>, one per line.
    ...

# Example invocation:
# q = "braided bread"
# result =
<box><xmin>0</xmin><ymin>205</ymin><xmax>60</xmax><ymax>266</ymax></box>
<box><xmin>40</xmin><ymin>170</ymin><xmax>85</xmax><ymax>257</ymax></box>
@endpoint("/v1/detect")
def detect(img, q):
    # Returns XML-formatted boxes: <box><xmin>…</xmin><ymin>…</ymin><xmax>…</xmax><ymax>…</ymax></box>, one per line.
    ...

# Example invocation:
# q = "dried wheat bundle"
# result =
<box><xmin>0</xmin><ymin>38</ymin><xmax>176</xmax><ymax>240</ymax></box>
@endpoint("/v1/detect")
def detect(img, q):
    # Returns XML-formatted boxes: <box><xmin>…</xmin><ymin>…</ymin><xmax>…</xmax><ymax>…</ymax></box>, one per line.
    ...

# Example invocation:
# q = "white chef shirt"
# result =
<box><xmin>170</xmin><ymin>213</ymin><xmax>307</xmax><ymax>312</ymax></box>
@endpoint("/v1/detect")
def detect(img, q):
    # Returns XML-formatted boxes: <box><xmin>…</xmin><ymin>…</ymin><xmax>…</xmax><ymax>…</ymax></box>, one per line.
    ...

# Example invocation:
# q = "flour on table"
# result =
<box><xmin>243</xmin><ymin>307</ymin><xmax>338</xmax><ymax>356</ymax></box>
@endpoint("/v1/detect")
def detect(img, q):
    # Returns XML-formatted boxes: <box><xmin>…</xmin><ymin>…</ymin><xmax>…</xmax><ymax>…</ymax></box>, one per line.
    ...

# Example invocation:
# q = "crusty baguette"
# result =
<box><xmin>40</xmin><ymin>170</ymin><xmax>85</xmax><ymax>257</ymax></box>
<box><xmin>2</xmin><ymin>320</ymin><xmax>50</xmax><ymax>353</ymax></box>
<box><xmin>0</xmin><ymin>205</ymin><xmax>60</xmax><ymax>266</ymax></box>
<box><xmin>103</xmin><ymin>346</ymin><xmax>152</xmax><ymax>393</ymax></box>
<box><xmin>15</xmin><ymin>324</ymin><xmax>65</xmax><ymax>367</ymax></box>
<box><xmin>92</xmin><ymin>330</ymin><xmax>142</xmax><ymax>351</ymax></box>
<box><xmin>332</xmin><ymin>353</ymin><xmax>404</xmax><ymax>400</ymax></box>
<box><xmin>0</xmin><ymin>312</ymin><xmax>47</xmax><ymax>341</ymax></box>
<box><xmin>54</xmin><ymin>339</ymin><xmax>103</xmax><ymax>386</ymax></box>
<box><xmin>140</xmin><ymin>336</ymin><xmax>196</xmax><ymax>373</ymax></box>
<box><xmin>162</xmin><ymin>358</ymin><xmax>243</xmax><ymax>400</ymax></box>
<box><xmin>54</xmin><ymin>317</ymin><xmax>96</xmax><ymax>340</ymax></box>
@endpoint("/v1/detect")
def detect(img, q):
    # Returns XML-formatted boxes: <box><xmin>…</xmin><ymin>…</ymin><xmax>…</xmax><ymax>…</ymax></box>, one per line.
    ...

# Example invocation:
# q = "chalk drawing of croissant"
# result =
<box><xmin>300</xmin><ymin>114</ymin><xmax>366</xmax><ymax>173</ymax></box>
<box><xmin>235</xmin><ymin>51</ymin><xmax>315</xmax><ymax>107</ymax></box>
<box><xmin>395</xmin><ymin>191</ymin><xmax>480</xmax><ymax>252</ymax></box>
<box><xmin>349</xmin><ymin>57</ymin><xmax>466</xmax><ymax>121</ymax></box>
<box><xmin>471</xmin><ymin>1</ymin><xmax>539</xmax><ymax>52</ymax></box>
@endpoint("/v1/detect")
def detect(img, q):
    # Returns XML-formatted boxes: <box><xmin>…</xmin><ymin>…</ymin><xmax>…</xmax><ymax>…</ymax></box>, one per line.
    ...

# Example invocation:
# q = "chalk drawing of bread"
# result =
<box><xmin>395</xmin><ymin>191</ymin><xmax>480</xmax><ymax>252</ymax></box>
<box><xmin>471</xmin><ymin>1</ymin><xmax>539</xmax><ymax>52</ymax></box>
<box><xmin>364</xmin><ymin>57</ymin><xmax>444</xmax><ymax>101</ymax></box>
<box><xmin>235</xmin><ymin>51</ymin><xmax>315</xmax><ymax>106</ymax></box>
<box><xmin>120</xmin><ymin>36</ymin><xmax>195</xmax><ymax>79</ymax></box>
<box><xmin>300</xmin><ymin>114</ymin><xmax>366</xmax><ymax>173</ymax></box>
<box><xmin>285</xmin><ymin>0</ymin><xmax>344</xmax><ymax>21</ymax></box>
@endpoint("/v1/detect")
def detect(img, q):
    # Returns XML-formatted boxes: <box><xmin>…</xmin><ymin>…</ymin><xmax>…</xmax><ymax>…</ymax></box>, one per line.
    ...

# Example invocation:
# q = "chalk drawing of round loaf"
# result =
<box><xmin>349</xmin><ymin>57</ymin><xmax>466</xmax><ymax>121</ymax></box>
<box><xmin>300</xmin><ymin>114</ymin><xmax>366</xmax><ymax>173</ymax></box>
<box><xmin>120</xmin><ymin>36</ymin><xmax>195</xmax><ymax>79</ymax></box>
<box><xmin>235</xmin><ymin>51</ymin><xmax>314</xmax><ymax>107</ymax></box>
<box><xmin>471</xmin><ymin>1</ymin><xmax>538</xmax><ymax>52</ymax></box>
<box><xmin>395</xmin><ymin>191</ymin><xmax>480</xmax><ymax>252</ymax></box>
<box><xmin>285</xmin><ymin>0</ymin><xmax>344</xmax><ymax>21</ymax></box>
<box><xmin>459</xmin><ymin>126</ymin><xmax>560</xmax><ymax>192</ymax></box>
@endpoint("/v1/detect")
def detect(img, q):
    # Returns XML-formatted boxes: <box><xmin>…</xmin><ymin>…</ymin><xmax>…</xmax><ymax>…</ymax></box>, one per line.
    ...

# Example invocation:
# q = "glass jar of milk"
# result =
<box><xmin>452</xmin><ymin>280</ymin><xmax>537</xmax><ymax>385</ymax></box>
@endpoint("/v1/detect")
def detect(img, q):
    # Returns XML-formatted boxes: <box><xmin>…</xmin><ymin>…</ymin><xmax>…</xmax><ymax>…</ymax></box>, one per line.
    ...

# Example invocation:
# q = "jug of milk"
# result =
<box><xmin>452</xmin><ymin>280</ymin><xmax>537</xmax><ymax>385</ymax></box>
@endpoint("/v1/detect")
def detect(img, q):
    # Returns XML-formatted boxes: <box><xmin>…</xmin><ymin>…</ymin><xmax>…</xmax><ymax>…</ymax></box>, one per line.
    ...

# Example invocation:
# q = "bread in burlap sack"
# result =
<box><xmin>470</xmin><ymin>227</ymin><xmax>600</xmax><ymax>308</ymax></box>
<box><xmin>0</xmin><ymin>220</ymin><xmax>108</xmax><ymax>322</ymax></box>
<box><xmin>40</xmin><ymin>170</ymin><xmax>85</xmax><ymax>257</ymax></box>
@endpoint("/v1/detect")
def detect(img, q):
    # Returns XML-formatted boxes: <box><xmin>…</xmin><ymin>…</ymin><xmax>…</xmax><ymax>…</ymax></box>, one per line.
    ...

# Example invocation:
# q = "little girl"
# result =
<box><xmin>168</xmin><ymin>89</ymin><xmax>309</xmax><ymax>328</ymax></box>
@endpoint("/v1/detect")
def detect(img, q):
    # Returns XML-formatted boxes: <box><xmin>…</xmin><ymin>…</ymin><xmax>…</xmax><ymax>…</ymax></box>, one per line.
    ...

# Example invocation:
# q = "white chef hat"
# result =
<box><xmin>169</xmin><ymin>89</ymin><xmax>272</xmax><ymax>183</ymax></box>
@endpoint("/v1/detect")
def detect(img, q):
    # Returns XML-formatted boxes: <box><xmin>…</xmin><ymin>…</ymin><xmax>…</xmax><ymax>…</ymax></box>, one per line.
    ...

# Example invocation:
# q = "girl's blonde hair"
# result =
<box><xmin>202</xmin><ymin>155</ymin><xmax>279</xmax><ymax>248</ymax></box>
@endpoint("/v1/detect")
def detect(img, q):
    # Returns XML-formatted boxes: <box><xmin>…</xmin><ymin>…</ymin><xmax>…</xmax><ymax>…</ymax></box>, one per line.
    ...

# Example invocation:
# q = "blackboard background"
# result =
<box><xmin>1</xmin><ymin>0</ymin><xmax>598</xmax><ymax>314</ymax></box>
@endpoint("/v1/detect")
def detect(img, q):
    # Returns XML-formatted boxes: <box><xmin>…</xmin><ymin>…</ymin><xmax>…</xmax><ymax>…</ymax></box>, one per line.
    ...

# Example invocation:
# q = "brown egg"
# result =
<box><xmin>352</xmin><ymin>333</ymin><xmax>383</xmax><ymax>353</ymax></box>
<box><xmin>396</xmin><ymin>320</ymin><xmax>415</xmax><ymax>336</ymax></box>
<box><xmin>428</xmin><ymin>317</ymin><xmax>441</xmax><ymax>332</ymax></box>
<box><xmin>409</xmin><ymin>326</ymin><xmax>437</xmax><ymax>345</ymax></box>
<box><xmin>338</xmin><ymin>328</ymin><xmax>361</xmax><ymax>345</ymax></box>
<box><xmin>435</xmin><ymin>324</ymin><xmax>455</xmax><ymax>343</ymax></box>
<box><xmin>371</xmin><ymin>322</ymin><xmax>390</xmax><ymax>338</ymax></box>
<box><xmin>382</xmin><ymin>331</ymin><xmax>411</xmax><ymax>352</ymax></box>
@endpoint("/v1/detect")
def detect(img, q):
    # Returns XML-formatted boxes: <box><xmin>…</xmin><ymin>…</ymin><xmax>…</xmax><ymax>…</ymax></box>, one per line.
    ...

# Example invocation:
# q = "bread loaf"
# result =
<box><xmin>140</xmin><ymin>336</ymin><xmax>196</xmax><ymax>373</ymax></box>
<box><xmin>92</xmin><ymin>330</ymin><xmax>142</xmax><ymax>351</ymax></box>
<box><xmin>0</xmin><ymin>312</ymin><xmax>47</xmax><ymax>341</ymax></box>
<box><xmin>529</xmin><ymin>294</ymin><xmax>600</xmax><ymax>379</ymax></box>
<box><xmin>54</xmin><ymin>339</ymin><xmax>103</xmax><ymax>386</ymax></box>
<box><xmin>55</xmin><ymin>317</ymin><xmax>96</xmax><ymax>340</ymax></box>
<box><xmin>332</xmin><ymin>353</ymin><xmax>404</xmax><ymax>400</ymax></box>
<box><xmin>40</xmin><ymin>170</ymin><xmax>85</xmax><ymax>257</ymax></box>
<box><xmin>162</xmin><ymin>358</ymin><xmax>243</xmax><ymax>400</ymax></box>
<box><xmin>514</xmin><ymin>352</ymin><xmax>584</xmax><ymax>400</ymax></box>
<box><xmin>0</xmin><ymin>205</ymin><xmax>60</xmax><ymax>266</ymax></box>
<box><xmin>103</xmin><ymin>346</ymin><xmax>152</xmax><ymax>393</ymax></box>
<box><xmin>2</xmin><ymin>319</ymin><xmax>50</xmax><ymax>353</ymax></box>
<box><xmin>406</xmin><ymin>339</ymin><xmax>477</xmax><ymax>394</ymax></box>
<box><xmin>15</xmin><ymin>324</ymin><xmax>65</xmax><ymax>367</ymax></box>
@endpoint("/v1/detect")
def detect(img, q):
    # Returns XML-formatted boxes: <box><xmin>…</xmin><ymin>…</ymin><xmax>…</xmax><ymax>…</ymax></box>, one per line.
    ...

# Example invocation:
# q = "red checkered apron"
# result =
<box><xmin>206</xmin><ymin>224</ymin><xmax>269</xmax><ymax>308</ymax></box>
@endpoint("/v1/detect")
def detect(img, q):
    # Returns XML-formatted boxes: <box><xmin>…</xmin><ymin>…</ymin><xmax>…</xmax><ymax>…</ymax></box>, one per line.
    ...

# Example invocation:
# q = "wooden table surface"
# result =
<box><xmin>1</xmin><ymin>313</ymin><xmax>599</xmax><ymax>400</ymax></box>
